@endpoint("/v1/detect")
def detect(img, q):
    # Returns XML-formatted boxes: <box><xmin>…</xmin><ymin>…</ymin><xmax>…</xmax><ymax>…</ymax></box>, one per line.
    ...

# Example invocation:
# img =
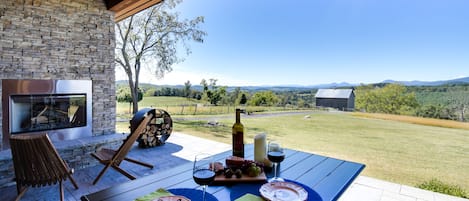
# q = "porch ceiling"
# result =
<box><xmin>104</xmin><ymin>0</ymin><xmax>163</xmax><ymax>22</ymax></box>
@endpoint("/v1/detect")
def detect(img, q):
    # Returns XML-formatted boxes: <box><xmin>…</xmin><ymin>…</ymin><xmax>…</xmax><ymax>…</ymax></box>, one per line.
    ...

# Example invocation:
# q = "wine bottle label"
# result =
<box><xmin>232</xmin><ymin>131</ymin><xmax>244</xmax><ymax>157</ymax></box>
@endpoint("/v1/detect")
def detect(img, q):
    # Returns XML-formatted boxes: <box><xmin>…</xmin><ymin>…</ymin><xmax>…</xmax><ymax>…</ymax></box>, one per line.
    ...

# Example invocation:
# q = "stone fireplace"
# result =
<box><xmin>0</xmin><ymin>0</ymin><xmax>118</xmax><ymax>145</ymax></box>
<box><xmin>0</xmin><ymin>0</ymin><xmax>124</xmax><ymax>187</ymax></box>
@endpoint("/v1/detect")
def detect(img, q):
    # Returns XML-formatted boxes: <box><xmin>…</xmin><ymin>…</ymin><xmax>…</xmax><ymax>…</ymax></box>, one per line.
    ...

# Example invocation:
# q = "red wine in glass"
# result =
<box><xmin>267</xmin><ymin>141</ymin><xmax>285</xmax><ymax>182</ymax></box>
<box><xmin>193</xmin><ymin>154</ymin><xmax>214</xmax><ymax>201</ymax></box>
<box><xmin>268</xmin><ymin>151</ymin><xmax>285</xmax><ymax>163</ymax></box>
<box><xmin>193</xmin><ymin>169</ymin><xmax>216</xmax><ymax>186</ymax></box>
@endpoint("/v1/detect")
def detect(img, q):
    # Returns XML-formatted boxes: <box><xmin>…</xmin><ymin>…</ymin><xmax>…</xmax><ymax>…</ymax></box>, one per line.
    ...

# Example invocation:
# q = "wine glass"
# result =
<box><xmin>267</xmin><ymin>141</ymin><xmax>285</xmax><ymax>182</ymax></box>
<box><xmin>193</xmin><ymin>153</ymin><xmax>215</xmax><ymax>201</ymax></box>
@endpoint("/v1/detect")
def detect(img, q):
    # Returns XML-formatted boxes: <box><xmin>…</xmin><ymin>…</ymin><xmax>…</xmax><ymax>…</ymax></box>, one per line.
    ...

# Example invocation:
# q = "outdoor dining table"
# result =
<box><xmin>81</xmin><ymin>144</ymin><xmax>365</xmax><ymax>201</ymax></box>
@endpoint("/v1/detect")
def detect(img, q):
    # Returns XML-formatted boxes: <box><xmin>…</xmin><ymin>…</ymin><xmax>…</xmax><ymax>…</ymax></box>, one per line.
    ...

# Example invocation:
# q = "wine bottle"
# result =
<box><xmin>232</xmin><ymin>109</ymin><xmax>244</xmax><ymax>157</ymax></box>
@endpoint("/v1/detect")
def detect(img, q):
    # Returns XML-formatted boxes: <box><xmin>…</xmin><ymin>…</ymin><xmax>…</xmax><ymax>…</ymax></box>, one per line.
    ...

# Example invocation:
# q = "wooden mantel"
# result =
<box><xmin>104</xmin><ymin>0</ymin><xmax>164</xmax><ymax>22</ymax></box>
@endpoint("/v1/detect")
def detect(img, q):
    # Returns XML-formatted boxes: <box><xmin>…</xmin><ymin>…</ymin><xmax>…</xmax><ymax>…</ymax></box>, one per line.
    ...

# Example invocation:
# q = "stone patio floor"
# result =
<box><xmin>0</xmin><ymin>132</ymin><xmax>467</xmax><ymax>201</ymax></box>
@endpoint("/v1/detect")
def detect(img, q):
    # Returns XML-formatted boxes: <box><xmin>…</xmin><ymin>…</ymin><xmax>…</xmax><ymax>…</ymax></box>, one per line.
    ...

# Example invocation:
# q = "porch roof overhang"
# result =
<box><xmin>104</xmin><ymin>0</ymin><xmax>163</xmax><ymax>22</ymax></box>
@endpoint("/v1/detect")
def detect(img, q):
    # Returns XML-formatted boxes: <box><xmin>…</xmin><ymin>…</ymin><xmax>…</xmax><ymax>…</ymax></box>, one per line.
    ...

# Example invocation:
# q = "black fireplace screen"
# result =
<box><xmin>10</xmin><ymin>94</ymin><xmax>87</xmax><ymax>134</ymax></box>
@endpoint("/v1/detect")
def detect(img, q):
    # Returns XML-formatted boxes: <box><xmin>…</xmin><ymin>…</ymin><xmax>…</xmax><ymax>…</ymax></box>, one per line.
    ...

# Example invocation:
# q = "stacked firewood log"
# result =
<box><xmin>138</xmin><ymin>109</ymin><xmax>172</xmax><ymax>148</ymax></box>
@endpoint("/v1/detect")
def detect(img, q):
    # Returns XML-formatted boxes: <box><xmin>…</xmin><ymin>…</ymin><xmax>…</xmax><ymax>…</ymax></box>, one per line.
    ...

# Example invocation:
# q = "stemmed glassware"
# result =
<box><xmin>267</xmin><ymin>141</ymin><xmax>285</xmax><ymax>182</ymax></box>
<box><xmin>193</xmin><ymin>153</ymin><xmax>215</xmax><ymax>201</ymax></box>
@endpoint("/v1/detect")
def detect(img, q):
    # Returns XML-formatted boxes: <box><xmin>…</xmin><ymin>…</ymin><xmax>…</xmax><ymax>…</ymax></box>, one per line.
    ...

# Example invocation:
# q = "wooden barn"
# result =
<box><xmin>315</xmin><ymin>89</ymin><xmax>355</xmax><ymax>111</ymax></box>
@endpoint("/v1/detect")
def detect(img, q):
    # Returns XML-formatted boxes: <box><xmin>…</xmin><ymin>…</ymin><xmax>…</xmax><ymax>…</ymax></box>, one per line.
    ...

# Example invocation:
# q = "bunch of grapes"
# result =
<box><xmin>220</xmin><ymin>160</ymin><xmax>265</xmax><ymax>178</ymax></box>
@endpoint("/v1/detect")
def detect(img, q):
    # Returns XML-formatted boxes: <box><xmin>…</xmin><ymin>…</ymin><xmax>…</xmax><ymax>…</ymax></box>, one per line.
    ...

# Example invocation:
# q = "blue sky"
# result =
<box><xmin>117</xmin><ymin>0</ymin><xmax>469</xmax><ymax>86</ymax></box>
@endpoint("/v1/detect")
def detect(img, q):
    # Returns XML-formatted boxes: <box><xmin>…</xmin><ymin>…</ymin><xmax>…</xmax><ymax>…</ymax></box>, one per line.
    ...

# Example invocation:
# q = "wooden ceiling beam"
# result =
<box><xmin>105</xmin><ymin>0</ymin><xmax>164</xmax><ymax>22</ymax></box>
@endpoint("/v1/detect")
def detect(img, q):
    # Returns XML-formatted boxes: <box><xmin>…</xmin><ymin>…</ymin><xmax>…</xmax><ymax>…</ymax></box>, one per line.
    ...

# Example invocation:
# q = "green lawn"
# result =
<box><xmin>170</xmin><ymin>112</ymin><xmax>469</xmax><ymax>192</ymax></box>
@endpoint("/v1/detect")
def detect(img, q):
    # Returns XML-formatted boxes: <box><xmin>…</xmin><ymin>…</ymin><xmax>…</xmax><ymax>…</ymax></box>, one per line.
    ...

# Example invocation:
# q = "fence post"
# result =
<box><xmin>194</xmin><ymin>104</ymin><xmax>197</xmax><ymax>115</ymax></box>
<box><xmin>181</xmin><ymin>105</ymin><xmax>185</xmax><ymax>115</ymax></box>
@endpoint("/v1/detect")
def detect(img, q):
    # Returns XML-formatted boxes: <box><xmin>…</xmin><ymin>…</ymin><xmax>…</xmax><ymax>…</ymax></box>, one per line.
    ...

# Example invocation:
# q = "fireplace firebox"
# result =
<box><xmin>10</xmin><ymin>93</ymin><xmax>87</xmax><ymax>134</ymax></box>
<box><xmin>2</xmin><ymin>79</ymin><xmax>92</xmax><ymax>149</ymax></box>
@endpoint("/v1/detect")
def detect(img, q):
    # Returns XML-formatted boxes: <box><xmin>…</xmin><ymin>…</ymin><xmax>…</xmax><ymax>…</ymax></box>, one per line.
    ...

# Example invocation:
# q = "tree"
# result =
<box><xmin>144</xmin><ymin>88</ymin><xmax>156</xmax><ymax>97</ymax></box>
<box><xmin>447</xmin><ymin>89</ymin><xmax>469</xmax><ymax>121</ymax></box>
<box><xmin>297</xmin><ymin>98</ymin><xmax>306</xmax><ymax>108</ymax></box>
<box><xmin>116</xmin><ymin>86</ymin><xmax>143</xmax><ymax>113</ymax></box>
<box><xmin>200</xmin><ymin>79</ymin><xmax>209</xmax><ymax>101</ymax></box>
<box><xmin>248</xmin><ymin>91</ymin><xmax>279</xmax><ymax>106</ymax></box>
<box><xmin>183</xmin><ymin>80</ymin><xmax>192</xmax><ymax>99</ymax></box>
<box><xmin>200</xmin><ymin>78</ymin><xmax>226</xmax><ymax>105</ymax></box>
<box><xmin>239</xmin><ymin>93</ymin><xmax>248</xmax><ymax>105</ymax></box>
<box><xmin>115</xmin><ymin>0</ymin><xmax>206</xmax><ymax>114</ymax></box>
<box><xmin>355</xmin><ymin>84</ymin><xmax>375</xmax><ymax>112</ymax></box>
<box><xmin>416</xmin><ymin>104</ymin><xmax>444</xmax><ymax>119</ymax></box>
<box><xmin>230</xmin><ymin>87</ymin><xmax>241</xmax><ymax>104</ymax></box>
<box><xmin>355</xmin><ymin>84</ymin><xmax>419</xmax><ymax>115</ymax></box>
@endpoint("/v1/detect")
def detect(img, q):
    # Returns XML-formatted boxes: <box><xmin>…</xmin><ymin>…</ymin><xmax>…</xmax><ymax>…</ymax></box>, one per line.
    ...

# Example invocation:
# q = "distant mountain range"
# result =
<box><xmin>117</xmin><ymin>76</ymin><xmax>469</xmax><ymax>91</ymax></box>
<box><xmin>299</xmin><ymin>76</ymin><xmax>469</xmax><ymax>88</ymax></box>
<box><xmin>380</xmin><ymin>76</ymin><xmax>469</xmax><ymax>86</ymax></box>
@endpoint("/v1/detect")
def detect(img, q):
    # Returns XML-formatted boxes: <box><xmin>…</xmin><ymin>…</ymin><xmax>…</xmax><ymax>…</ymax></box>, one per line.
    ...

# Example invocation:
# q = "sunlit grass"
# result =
<box><xmin>166</xmin><ymin>112</ymin><xmax>469</xmax><ymax>192</ymax></box>
<box><xmin>417</xmin><ymin>178</ymin><xmax>468</xmax><ymax>198</ymax></box>
<box><xmin>352</xmin><ymin>112</ymin><xmax>469</xmax><ymax>130</ymax></box>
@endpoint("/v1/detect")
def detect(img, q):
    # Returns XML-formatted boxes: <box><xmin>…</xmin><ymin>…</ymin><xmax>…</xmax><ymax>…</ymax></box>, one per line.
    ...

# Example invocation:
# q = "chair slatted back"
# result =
<box><xmin>112</xmin><ymin>113</ymin><xmax>153</xmax><ymax>165</ymax></box>
<box><xmin>10</xmin><ymin>133</ymin><xmax>70</xmax><ymax>187</ymax></box>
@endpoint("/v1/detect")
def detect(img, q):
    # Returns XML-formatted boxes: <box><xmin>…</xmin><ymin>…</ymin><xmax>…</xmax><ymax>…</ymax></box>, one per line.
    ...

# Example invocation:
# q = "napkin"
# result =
<box><xmin>135</xmin><ymin>188</ymin><xmax>173</xmax><ymax>201</ymax></box>
<box><xmin>235</xmin><ymin>193</ymin><xmax>264</xmax><ymax>201</ymax></box>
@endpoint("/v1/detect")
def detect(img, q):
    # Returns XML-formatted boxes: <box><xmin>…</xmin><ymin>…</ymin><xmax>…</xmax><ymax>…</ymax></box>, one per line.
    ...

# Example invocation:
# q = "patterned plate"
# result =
<box><xmin>259</xmin><ymin>181</ymin><xmax>308</xmax><ymax>201</ymax></box>
<box><xmin>153</xmin><ymin>195</ymin><xmax>190</xmax><ymax>201</ymax></box>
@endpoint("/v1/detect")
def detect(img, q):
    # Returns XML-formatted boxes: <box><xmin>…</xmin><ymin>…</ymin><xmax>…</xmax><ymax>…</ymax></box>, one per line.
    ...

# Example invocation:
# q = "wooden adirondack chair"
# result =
<box><xmin>9</xmin><ymin>133</ymin><xmax>79</xmax><ymax>201</ymax></box>
<box><xmin>91</xmin><ymin>113</ymin><xmax>154</xmax><ymax>185</ymax></box>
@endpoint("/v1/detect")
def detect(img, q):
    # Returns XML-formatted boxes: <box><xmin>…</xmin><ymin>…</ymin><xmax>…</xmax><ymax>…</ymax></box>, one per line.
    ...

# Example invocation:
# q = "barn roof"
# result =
<box><xmin>315</xmin><ymin>89</ymin><xmax>354</xmax><ymax>99</ymax></box>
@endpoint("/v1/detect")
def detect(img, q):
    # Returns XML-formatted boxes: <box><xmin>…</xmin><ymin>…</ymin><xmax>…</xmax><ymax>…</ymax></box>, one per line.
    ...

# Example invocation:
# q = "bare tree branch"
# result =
<box><xmin>115</xmin><ymin>0</ymin><xmax>206</xmax><ymax>113</ymax></box>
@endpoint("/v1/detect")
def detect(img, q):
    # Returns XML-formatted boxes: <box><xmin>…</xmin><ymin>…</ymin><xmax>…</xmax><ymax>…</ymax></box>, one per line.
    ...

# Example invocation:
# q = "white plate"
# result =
<box><xmin>259</xmin><ymin>181</ymin><xmax>308</xmax><ymax>201</ymax></box>
<box><xmin>152</xmin><ymin>195</ymin><xmax>190</xmax><ymax>201</ymax></box>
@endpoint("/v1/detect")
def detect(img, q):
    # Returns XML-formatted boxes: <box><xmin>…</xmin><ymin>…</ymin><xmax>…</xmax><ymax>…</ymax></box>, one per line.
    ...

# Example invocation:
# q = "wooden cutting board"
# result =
<box><xmin>211</xmin><ymin>172</ymin><xmax>267</xmax><ymax>185</ymax></box>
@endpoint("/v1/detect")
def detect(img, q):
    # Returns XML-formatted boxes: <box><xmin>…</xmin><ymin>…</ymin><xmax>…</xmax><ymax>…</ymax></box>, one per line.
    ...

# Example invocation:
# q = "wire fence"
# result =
<box><xmin>117</xmin><ymin>104</ymin><xmax>318</xmax><ymax>117</ymax></box>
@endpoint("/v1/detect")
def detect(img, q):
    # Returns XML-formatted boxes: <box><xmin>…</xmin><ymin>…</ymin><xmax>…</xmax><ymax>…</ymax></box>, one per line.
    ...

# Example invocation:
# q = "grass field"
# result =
<box><xmin>116</xmin><ymin>97</ymin><xmax>469</xmax><ymax>193</ymax></box>
<box><xmin>353</xmin><ymin>112</ymin><xmax>469</xmax><ymax>130</ymax></box>
<box><xmin>172</xmin><ymin>112</ymin><xmax>469</xmax><ymax>192</ymax></box>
